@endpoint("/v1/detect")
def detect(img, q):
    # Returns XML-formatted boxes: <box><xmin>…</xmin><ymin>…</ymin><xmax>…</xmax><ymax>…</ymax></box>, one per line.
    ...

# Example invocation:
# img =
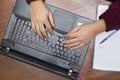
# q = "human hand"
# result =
<box><xmin>30</xmin><ymin>0</ymin><xmax>54</xmax><ymax>38</ymax></box>
<box><xmin>62</xmin><ymin>19</ymin><xmax>106</xmax><ymax>50</ymax></box>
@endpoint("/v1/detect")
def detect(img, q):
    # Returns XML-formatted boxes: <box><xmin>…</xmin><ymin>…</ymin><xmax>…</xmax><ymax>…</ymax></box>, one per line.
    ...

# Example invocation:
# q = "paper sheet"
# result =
<box><xmin>93</xmin><ymin>30</ymin><xmax>120</xmax><ymax>71</ymax></box>
<box><xmin>93</xmin><ymin>5</ymin><xmax>120</xmax><ymax>71</ymax></box>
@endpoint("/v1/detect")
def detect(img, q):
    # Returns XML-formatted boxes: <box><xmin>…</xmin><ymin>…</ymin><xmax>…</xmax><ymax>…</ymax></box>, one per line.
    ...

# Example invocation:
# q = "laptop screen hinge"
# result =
<box><xmin>68</xmin><ymin>69</ymin><xmax>79</xmax><ymax>80</ymax></box>
<box><xmin>68</xmin><ymin>69</ymin><xmax>73</xmax><ymax>77</ymax></box>
<box><xmin>1</xmin><ymin>39</ymin><xmax>14</xmax><ymax>53</ymax></box>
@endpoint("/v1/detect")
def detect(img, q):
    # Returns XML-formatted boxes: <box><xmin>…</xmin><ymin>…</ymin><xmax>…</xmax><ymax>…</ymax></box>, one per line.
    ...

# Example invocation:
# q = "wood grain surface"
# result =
<box><xmin>0</xmin><ymin>0</ymin><xmax>120</xmax><ymax>80</ymax></box>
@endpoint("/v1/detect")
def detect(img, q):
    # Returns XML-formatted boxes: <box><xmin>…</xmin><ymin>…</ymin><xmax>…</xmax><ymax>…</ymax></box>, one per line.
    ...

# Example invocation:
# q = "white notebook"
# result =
<box><xmin>93</xmin><ymin>5</ymin><xmax>120</xmax><ymax>71</ymax></box>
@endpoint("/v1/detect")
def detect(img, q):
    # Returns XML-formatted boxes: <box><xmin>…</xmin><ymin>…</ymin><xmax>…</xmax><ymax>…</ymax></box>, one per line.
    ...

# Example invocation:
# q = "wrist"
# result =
<box><xmin>30</xmin><ymin>0</ymin><xmax>45</xmax><ymax>6</ymax></box>
<box><xmin>30</xmin><ymin>0</ymin><xmax>44</xmax><ymax>2</ymax></box>
<box><xmin>94</xmin><ymin>19</ymin><xmax>106</xmax><ymax>34</ymax></box>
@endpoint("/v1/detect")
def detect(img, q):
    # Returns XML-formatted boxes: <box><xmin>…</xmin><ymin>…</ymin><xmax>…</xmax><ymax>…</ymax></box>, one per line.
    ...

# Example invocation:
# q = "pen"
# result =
<box><xmin>100</xmin><ymin>29</ymin><xmax>119</xmax><ymax>44</ymax></box>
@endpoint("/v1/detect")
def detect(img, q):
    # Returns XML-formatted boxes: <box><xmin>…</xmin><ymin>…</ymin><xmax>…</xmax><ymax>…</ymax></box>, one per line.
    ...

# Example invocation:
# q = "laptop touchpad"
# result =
<box><xmin>54</xmin><ymin>10</ymin><xmax>77</xmax><ymax>34</ymax></box>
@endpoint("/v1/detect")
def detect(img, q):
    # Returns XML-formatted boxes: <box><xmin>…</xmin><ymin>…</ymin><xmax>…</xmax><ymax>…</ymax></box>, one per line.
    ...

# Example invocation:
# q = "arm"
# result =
<box><xmin>26</xmin><ymin>0</ymin><xmax>54</xmax><ymax>38</ymax></box>
<box><xmin>62</xmin><ymin>0</ymin><xmax>120</xmax><ymax>50</ymax></box>
<box><xmin>100</xmin><ymin>0</ymin><xmax>120</xmax><ymax>31</ymax></box>
<box><xmin>26</xmin><ymin>0</ymin><xmax>45</xmax><ymax>4</ymax></box>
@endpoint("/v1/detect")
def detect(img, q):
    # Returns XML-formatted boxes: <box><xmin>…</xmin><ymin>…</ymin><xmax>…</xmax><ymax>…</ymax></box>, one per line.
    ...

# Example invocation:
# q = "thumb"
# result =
<box><xmin>70</xmin><ymin>26</ymin><xmax>80</xmax><ymax>33</ymax></box>
<box><xmin>64</xmin><ymin>32</ymin><xmax>76</xmax><ymax>39</ymax></box>
<box><xmin>48</xmin><ymin>12</ymin><xmax>55</xmax><ymax>27</ymax></box>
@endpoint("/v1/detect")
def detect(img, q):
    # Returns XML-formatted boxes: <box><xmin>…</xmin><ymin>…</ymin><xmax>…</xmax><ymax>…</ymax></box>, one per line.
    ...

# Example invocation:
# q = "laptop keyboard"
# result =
<box><xmin>8</xmin><ymin>17</ymin><xmax>82</xmax><ymax>64</ymax></box>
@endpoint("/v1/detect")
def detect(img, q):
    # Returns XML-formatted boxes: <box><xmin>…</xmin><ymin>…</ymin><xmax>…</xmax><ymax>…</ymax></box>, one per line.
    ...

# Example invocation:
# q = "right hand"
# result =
<box><xmin>30</xmin><ymin>0</ymin><xmax>55</xmax><ymax>38</ymax></box>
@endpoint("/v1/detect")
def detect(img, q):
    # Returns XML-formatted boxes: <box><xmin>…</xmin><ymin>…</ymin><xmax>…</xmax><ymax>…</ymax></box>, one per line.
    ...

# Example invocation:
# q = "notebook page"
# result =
<box><xmin>93</xmin><ymin>5</ymin><xmax>120</xmax><ymax>71</ymax></box>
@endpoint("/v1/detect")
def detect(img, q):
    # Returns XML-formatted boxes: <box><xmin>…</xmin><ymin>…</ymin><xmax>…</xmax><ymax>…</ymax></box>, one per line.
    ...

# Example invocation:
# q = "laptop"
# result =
<box><xmin>0</xmin><ymin>0</ymin><xmax>92</xmax><ymax>80</ymax></box>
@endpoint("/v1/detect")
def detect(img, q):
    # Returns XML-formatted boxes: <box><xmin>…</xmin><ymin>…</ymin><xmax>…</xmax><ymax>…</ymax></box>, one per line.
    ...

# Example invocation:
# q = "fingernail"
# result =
<box><xmin>70</xmin><ymin>48</ymin><xmax>74</xmax><ymax>50</ymax></box>
<box><xmin>53</xmin><ymin>24</ymin><xmax>56</xmax><ymax>27</ymax></box>
<box><xmin>64</xmin><ymin>45</ymin><xmax>68</xmax><ymax>47</ymax></box>
<box><xmin>51</xmin><ymin>31</ymin><xmax>54</xmax><ymax>35</ymax></box>
<box><xmin>61</xmin><ymin>41</ymin><xmax>63</xmax><ymax>43</ymax></box>
<box><xmin>44</xmin><ymin>36</ymin><xmax>48</xmax><ymax>39</ymax></box>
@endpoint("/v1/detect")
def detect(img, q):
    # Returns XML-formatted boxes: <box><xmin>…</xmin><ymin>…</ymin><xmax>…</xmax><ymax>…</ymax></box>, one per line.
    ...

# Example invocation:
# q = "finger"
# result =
<box><xmin>70</xmin><ymin>26</ymin><xmax>79</xmax><ymax>33</ymax></box>
<box><xmin>48</xmin><ymin>12</ymin><xmax>55</xmax><ymax>26</ymax></box>
<box><xmin>35</xmin><ymin>21</ymin><xmax>43</xmax><ymax>38</ymax></box>
<box><xmin>64</xmin><ymin>41</ymin><xmax>81</xmax><ymax>48</ymax></box>
<box><xmin>62</xmin><ymin>38</ymin><xmax>78</xmax><ymax>45</ymax></box>
<box><xmin>64</xmin><ymin>32</ymin><xmax>77</xmax><ymax>39</ymax></box>
<box><xmin>30</xmin><ymin>15</ymin><xmax>37</xmax><ymax>32</ymax></box>
<box><xmin>30</xmin><ymin>10</ymin><xmax>36</xmax><ymax>32</ymax></box>
<box><xmin>44</xmin><ymin>19</ymin><xmax>53</xmax><ymax>35</ymax></box>
<box><xmin>70</xmin><ymin>43</ymin><xmax>84</xmax><ymax>50</ymax></box>
<box><xmin>31</xmin><ymin>20</ymin><xmax>36</xmax><ymax>32</ymax></box>
<box><xmin>38</xmin><ymin>22</ymin><xmax>48</xmax><ymax>38</ymax></box>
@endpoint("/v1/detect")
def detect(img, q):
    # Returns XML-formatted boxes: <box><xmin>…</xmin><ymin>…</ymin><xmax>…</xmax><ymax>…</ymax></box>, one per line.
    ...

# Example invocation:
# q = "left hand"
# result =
<box><xmin>62</xmin><ymin>20</ymin><xmax>106</xmax><ymax>50</ymax></box>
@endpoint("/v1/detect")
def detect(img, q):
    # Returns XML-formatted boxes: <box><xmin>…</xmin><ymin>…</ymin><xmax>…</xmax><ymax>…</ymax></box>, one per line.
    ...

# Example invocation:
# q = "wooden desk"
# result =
<box><xmin>0</xmin><ymin>0</ymin><xmax>120</xmax><ymax>80</ymax></box>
